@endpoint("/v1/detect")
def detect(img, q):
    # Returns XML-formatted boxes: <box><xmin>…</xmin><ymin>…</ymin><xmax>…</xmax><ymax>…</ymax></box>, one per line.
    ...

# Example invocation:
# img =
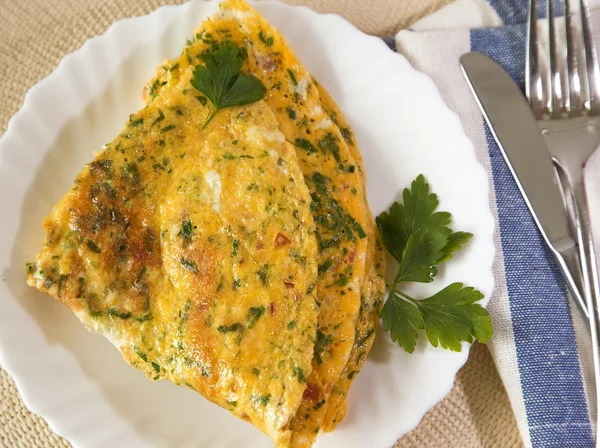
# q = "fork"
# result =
<box><xmin>527</xmin><ymin>0</ymin><xmax>600</xmax><ymax>442</ymax></box>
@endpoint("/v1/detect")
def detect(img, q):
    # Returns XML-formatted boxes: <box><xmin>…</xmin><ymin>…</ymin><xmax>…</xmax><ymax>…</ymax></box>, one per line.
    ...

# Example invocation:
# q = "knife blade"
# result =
<box><xmin>460</xmin><ymin>51</ymin><xmax>587</xmax><ymax>318</ymax></box>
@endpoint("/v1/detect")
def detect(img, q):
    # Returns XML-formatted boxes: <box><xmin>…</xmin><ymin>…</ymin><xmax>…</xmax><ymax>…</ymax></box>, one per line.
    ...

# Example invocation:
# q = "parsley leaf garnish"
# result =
<box><xmin>381</xmin><ymin>291</ymin><xmax>424</xmax><ymax>354</ymax></box>
<box><xmin>190</xmin><ymin>40</ymin><xmax>266</xmax><ymax>129</ymax></box>
<box><xmin>377</xmin><ymin>175</ymin><xmax>492</xmax><ymax>353</ymax></box>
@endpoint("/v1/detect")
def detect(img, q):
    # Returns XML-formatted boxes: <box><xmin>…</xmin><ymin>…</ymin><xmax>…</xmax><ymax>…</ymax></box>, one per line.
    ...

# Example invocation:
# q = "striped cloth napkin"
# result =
<box><xmin>388</xmin><ymin>1</ymin><xmax>600</xmax><ymax>447</ymax></box>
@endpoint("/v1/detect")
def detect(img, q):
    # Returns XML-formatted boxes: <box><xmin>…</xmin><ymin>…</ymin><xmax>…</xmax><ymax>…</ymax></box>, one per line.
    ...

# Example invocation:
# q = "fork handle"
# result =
<box><xmin>571</xmin><ymin>177</ymin><xmax>600</xmax><ymax>446</ymax></box>
<box><xmin>553</xmin><ymin>163</ymin><xmax>589</xmax><ymax>320</ymax></box>
<box><xmin>555</xmin><ymin>245</ymin><xmax>589</xmax><ymax>321</ymax></box>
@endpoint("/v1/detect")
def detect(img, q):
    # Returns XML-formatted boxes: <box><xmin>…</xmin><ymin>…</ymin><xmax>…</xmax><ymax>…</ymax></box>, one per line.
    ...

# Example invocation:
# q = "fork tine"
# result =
<box><xmin>548</xmin><ymin>0</ymin><xmax>561</xmax><ymax>115</ymax></box>
<box><xmin>565</xmin><ymin>0</ymin><xmax>581</xmax><ymax>114</ymax></box>
<box><xmin>527</xmin><ymin>0</ymin><xmax>544</xmax><ymax>116</ymax></box>
<box><xmin>579</xmin><ymin>0</ymin><xmax>600</xmax><ymax>114</ymax></box>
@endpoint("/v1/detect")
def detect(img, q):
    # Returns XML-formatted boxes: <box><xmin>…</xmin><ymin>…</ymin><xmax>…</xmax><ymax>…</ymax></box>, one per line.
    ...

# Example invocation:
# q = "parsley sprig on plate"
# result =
<box><xmin>376</xmin><ymin>175</ymin><xmax>493</xmax><ymax>353</ymax></box>
<box><xmin>191</xmin><ymin>40</ymin><xmax>266</xmax><ymax>129</ymax></box>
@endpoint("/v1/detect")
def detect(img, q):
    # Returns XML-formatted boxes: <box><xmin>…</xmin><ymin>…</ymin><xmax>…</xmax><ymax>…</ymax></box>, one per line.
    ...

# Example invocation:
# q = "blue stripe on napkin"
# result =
<box><xmin>489</xmin><ymin>0</ymin><xmax>529</xmax><ymax>24</ymax></box>
<box><xmin>489</xmin><ymin>0</ymin><xmax>564</xmax><ymax>24</ymax></box>
<box><xmin>471</xmin><ymin>27</ymin><xmax>594</xmax><ymax>447</ymax></box>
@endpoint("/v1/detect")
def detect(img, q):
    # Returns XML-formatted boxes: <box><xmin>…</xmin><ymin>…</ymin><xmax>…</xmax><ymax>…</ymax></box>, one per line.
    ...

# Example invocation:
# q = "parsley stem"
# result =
<box><xmin>394</xmin><ymin>289</ymin><xmax>418</xmax><ymax>305</ymax></box>
<box><xmin>202</xmin><ymin>108</ymin><xmax>219</xmax><ymax>129</ymax></box>
<box><xmin>388</xmin><ymin>278</ymin><xmax>405</xmax><ymax>291</ymax></box>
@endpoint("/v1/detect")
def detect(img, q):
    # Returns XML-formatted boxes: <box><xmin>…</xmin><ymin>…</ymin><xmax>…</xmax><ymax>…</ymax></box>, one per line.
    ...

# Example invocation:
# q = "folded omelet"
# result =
<box><xmin>26</xmin><ymin>38</ymin><xmax>319</xmax><ymax>445</ymax></box>
<box><xmin>204</xmin><ymin>2</ymin><xmax>370</xmax><ymax>444</ymax></box>
<box><xmin>212</xmin><ymin>2</ymin><xmax>386</xmax><ymax>445</ymax></box>
<box><xmin>316</xmin><ymin>86</ymin><xmax>386</xmax><ymax>432</ymax></box>
<box><xmin>27</xmin><ymin>0</ymin><xmax>385</xmax><ymax>446</ymax></box>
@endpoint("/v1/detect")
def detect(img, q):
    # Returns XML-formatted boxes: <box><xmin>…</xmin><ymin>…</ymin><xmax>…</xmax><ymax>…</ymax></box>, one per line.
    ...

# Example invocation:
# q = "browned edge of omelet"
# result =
<box><xmin>314</xmin><ymin>85</ymin><xmax>386</xmax><ymax>432</ymax></box>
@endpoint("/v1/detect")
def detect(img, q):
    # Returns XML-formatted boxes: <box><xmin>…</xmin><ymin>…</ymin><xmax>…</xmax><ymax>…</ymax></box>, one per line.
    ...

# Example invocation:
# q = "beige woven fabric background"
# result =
<box><xmin>0</xmin><ymin>0</ymin><xmax>523</xmax><ymax>447</ymax></box>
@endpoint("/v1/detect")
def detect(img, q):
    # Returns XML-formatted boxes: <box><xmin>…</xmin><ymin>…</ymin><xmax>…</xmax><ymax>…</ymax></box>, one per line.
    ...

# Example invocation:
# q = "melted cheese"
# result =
<box><xmin>203</xmin><ymin>170</ymin><xmax>222</xmax><ymax>212</ymax></box>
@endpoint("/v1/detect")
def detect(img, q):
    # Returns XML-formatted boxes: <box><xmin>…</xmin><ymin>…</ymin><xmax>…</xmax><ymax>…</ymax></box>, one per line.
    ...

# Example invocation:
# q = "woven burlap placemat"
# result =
<box><xmin>0</xmin><ymin>0</ymin><xmax>523</xmax><ymax>446</ymax></box>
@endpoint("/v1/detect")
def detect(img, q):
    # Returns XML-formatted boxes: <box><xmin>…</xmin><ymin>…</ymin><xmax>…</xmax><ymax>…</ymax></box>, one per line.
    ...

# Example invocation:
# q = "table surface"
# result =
<box><xmin>0</xmin><ymin>0</ymin><xmax>523</xmax><ymax>447</ymax></box>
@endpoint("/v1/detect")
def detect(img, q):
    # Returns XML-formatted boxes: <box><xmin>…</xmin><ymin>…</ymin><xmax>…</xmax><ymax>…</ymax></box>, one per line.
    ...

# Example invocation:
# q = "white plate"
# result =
<box><xmin>0</xmin><ymin>1</ymin><xmax>495</xmax><ymax>447</ymax></box>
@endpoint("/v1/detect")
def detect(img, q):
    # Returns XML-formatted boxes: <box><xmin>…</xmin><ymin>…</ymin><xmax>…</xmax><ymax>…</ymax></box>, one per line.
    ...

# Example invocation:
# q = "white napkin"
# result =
<box><xmin>393</xmin><ymin>1</ymin><xmax>600</xmax><ymax>446</ymax></box>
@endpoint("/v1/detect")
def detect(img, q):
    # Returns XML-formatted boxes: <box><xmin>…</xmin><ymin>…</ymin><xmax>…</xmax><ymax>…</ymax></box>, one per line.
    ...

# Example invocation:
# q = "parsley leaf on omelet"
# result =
<box><xmin>377</xmin><ymin>175</ymin><xmax>492</xmax><ymax>353</ymax></box>
<box><xmin>191</xmin><ymin>40</ymin><xmax>266</xmax><ymax>129</ymax></box>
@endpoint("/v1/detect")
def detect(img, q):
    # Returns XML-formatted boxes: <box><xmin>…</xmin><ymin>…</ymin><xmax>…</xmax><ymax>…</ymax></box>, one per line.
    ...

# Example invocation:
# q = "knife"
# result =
<box><xmin>460</xmin><ymin>51</ymin><xmax>588</xmax><ymax>320</ymax></box>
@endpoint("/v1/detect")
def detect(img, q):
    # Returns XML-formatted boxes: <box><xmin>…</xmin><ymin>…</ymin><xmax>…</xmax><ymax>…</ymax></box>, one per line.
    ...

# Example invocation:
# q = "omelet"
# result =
<box><xmin>315</xmin><ymin>86</ymin><xmax>386</xmax><ymax>432</ymax></box>
<box><xmin>145</xmin><ymin>3</ymin><xmax>371</xmax><ymax>446</ymax></box>
<box><xmin>26</xmin><ymin>36</ymin><xmax>320</xmax><ymax>445</ymax></box>
<box><xmin>206</xmin><ymin>1</ymin><xmax>371</xmax><ymax>444</ymax></box>
<box><xmin>28</xmin><ymin>0</ymin><xmax>385</xmax><ymax>445</ymax></box>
